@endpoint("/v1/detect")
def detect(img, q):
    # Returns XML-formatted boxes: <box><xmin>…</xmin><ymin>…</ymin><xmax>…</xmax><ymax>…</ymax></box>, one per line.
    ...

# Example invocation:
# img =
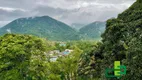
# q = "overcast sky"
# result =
<box><xmin>0</xmin><ymin>0</ymin><xmax>136</xmax><ymax>27</ymax></box>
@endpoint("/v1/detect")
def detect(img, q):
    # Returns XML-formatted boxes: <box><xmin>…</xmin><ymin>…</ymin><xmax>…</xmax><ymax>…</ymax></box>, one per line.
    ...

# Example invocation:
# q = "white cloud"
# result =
<box><xmin>0</xmin><ymin>0</ymin><xmax>136</xmax><ymax>26</ymax></box>
<box><xmin>35</xmin><ymin>0</ymin><xmax>135</xmax><ymax>10</ymax></box>
<box><xmin>0</xmin><ymin>7</ymin><xmax>26</xmax><ymax>12</ymax></box>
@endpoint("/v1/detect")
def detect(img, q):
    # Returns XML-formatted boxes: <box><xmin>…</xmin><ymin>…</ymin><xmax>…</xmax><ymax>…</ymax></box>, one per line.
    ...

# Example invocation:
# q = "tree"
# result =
<box><xmin>0</xmin><ymin>34</ymin><xmax>49</xmax><ymax>80</ymax></box>
<box><xmin>77</xmin><ymin>42</ymin><xmax>103</xmax><ymax>80</ymax></box>
<box><xmin>47</xmin><ymin>45</ymin><xmax>83</xmax><ymax>80</ymax></box>
<box><xmin>77</xmin><ymin>0</ymin><xmax>142</xmax><ymax>79</ymax></box>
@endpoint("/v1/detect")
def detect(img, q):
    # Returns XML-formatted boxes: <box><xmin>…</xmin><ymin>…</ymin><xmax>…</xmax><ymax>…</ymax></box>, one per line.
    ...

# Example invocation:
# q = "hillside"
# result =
<box><xmin>0</xmin><ymin>16</ymin><xmax>80</xmax><ymax>41</ymax></box>
<box><xmin>0</xmin><ymin>0</ymin><xmax>141</xmax><ymax>80</ymax></box>
<box><xmin>79</xmin><ymin>21</ymin><xmax>106</xmax><ymax>40</ymax></box>
<box><xmin>101</xmin><ymin>1</ymin><xmax>142</xmax><ymax>79</ymax></box>
<box><xmin>71</xmin><ymin>23</ymin><xmax>86</xmax><ymax>31</ymax></box>
<box><xmin>78</xmin><ymin>0</ymin><xmax>142</xmax><ymax>79</ymax></box>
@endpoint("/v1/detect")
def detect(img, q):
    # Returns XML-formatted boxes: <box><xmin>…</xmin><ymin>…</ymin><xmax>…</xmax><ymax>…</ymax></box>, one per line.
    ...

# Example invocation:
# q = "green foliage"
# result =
<box><xmin>0</xmin><ymin>34</ymin><xmax>49</xmax><ymax>80</ymax></box>
<box><xmin>67</xmin><ymin>41</ymin><xmax>97</xmax><ymax>53</ymax></box>
<box><xmin>0</xmin><ymin>17</ymin><xmax>106</xmax><ymax>41</ymax></box>
<box><xmin>78</xmin><ymin>42</ymin><xmax>103</xmax><ymax>79</ymax></box>
<box><xmin>79</xmin><ymin>22</ymin><xmax>106</xmax><ymax>40</ymax></box>
<box><xmin>101</xmin><ymin>1</ymin><xmax>142</xmax><ymax>79</ymax></box>
<box><xmin>47</xmin><ymin>45</ymin><xmax>83</xmax><ymax>80</ymax></box>
<box><xmin>0</xmin><ymin>33</ymin><xmax>98</xmax><ymax>80</ymax></box>
<box><xmin>1</xmin><ymin>0</ymin><xmax>142</xmax><ymax>80</ymax></box>
<box><xmin>78</xmin><ymin>0</ymin><xmax>142</xmax><ymax>79</ymax></box>
<box><xmin>0</xmin><ymin>16</ymin><xmax>80</xmax><ymax>41</ymax></box>
<box><xmin>55</xmin><ymin>43</ymin><xmax>67</xmax><ymax>52</ymax></box>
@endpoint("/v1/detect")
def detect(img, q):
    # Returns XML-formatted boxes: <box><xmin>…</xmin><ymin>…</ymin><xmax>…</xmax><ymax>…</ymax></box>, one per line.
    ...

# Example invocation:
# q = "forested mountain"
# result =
<box><xmin>71</xmin><ymin>23</ymin><xmax>86</xmax><ymax>31</ymax></box>
<box><xmin>79</xmin><ymin>21</ymin><xmax>106</xmax><ymax>40</ymax></box>
<box><xmin>0</xmin><ymin>16</ymin><xmax>106</xmax><ymax>41</ymax></box>
<box><xmin>78</xmin><ymin>0</ymin><xmax>142</xmax><ymax>80</ymax></box>
<box><xmin>0</xmin><ymin>0</ymin><xmax>141</xmax><ymax>80</ymax></box>
<box><xmin>0</xmin><ymin>16</ymin><xmax>80</xmax><ymax>41</ymax></box>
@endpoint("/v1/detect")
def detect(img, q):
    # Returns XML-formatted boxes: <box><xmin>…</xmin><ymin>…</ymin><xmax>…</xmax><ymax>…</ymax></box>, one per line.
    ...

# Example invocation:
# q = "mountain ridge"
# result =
<box><xmin>79</xmin><ymin>21</ymin><xmax>106</xmax><ymax>40</ymax></box>
<box><xmin>0</xmin><ymin>16</ymin><xmax>106</xmax><ymax>41</ymax></box>
<box><xmin>0</xmin><ymin>16</ymin><xmax>80</xmax><ymax>41</ymax></box>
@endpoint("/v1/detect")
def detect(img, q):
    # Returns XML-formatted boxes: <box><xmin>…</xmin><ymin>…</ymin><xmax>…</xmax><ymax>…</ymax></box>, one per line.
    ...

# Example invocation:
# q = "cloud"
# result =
<box><xmin>0</xmin><ymin>0</ymin><xmax>136</xmax><ymax>26</ymax></box>
<box><xmin>0</xmin><ymin>7</ymin><xmax>30</xmax><ymax>21</ymax></box>
<box><xmin>35</xmin><ymin>0</ymin><xmax>135</xmax><ymax>9</ymax></box>
<box><xmin>0</xmin><ymin>7</ymin><xmax>26</xmax><ymax>12</ymax></box>
<box><xmin>0</xmin><ymin>21</ymin><xmax>11</xmax><ymax>27</ymax></box>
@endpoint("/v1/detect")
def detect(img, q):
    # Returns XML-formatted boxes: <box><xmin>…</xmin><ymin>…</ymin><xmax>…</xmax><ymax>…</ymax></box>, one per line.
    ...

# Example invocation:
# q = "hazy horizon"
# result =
<box><xmin>0</xmin><ymin>0</ymin><xmax>136</xmax><ymax>27</ymax></box>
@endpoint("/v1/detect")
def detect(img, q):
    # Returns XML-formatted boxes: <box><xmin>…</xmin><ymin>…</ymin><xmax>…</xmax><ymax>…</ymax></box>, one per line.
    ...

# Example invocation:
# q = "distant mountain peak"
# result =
<box><xmin>0</xmin><ymin>16</ymin><xmax>80</xmax><ymax>41</ymax></box>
